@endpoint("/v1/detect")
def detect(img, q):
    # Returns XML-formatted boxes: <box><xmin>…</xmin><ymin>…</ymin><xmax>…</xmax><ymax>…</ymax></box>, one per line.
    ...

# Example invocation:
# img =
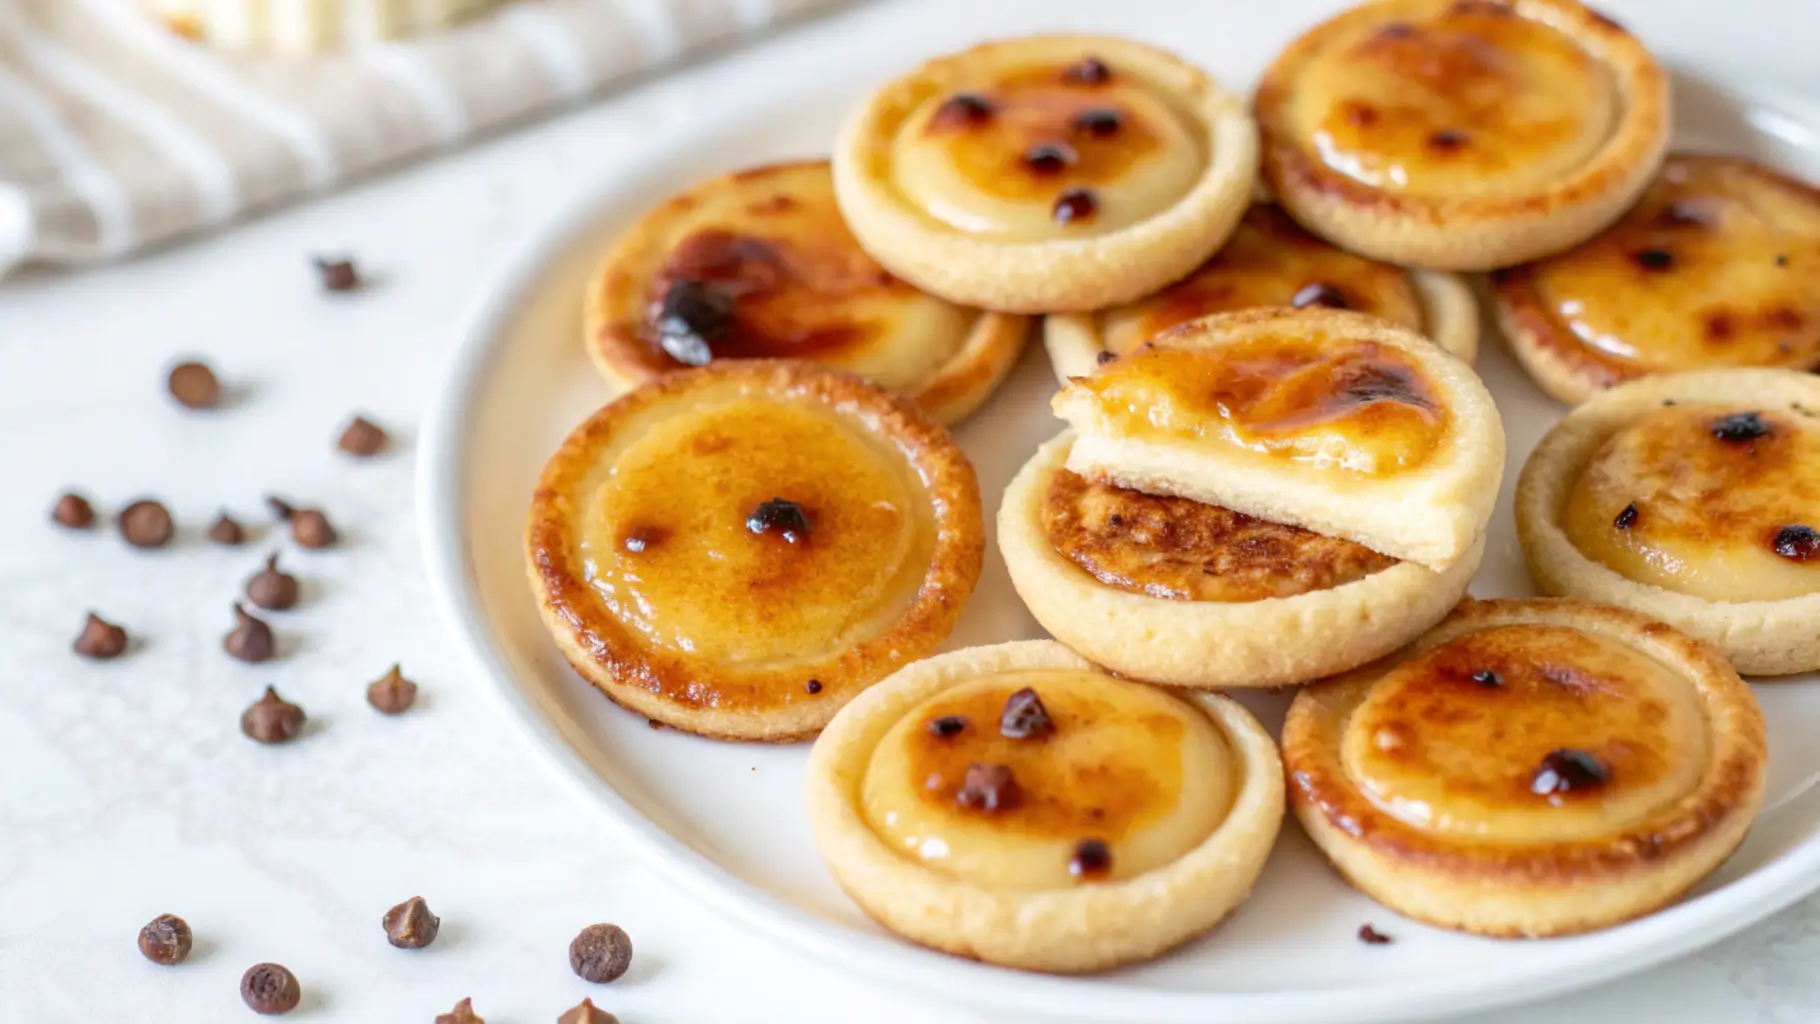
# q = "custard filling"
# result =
<box><xmin>1342</xmin><ymin>624</ymin><xmax>1707</xmax><ymax>843</ymax></box>
<box><xmin>1562</xmin><ymin>404</ymin><xmax>1820</xmax><ymax>602</ymax></box>
<box><xmin>861</xmin><ymin>670</ymin><xmax>1232</xmax><ymax>889</ymax></box>
<box><xmin>1288</xmin><ymin>0</ymin><xmax>1616</xmax><ymax>198</ymax></box>
<box><xmin>1042</xmin><ymin>467</ymin><xmax>1396</xmax><ymax>601</ymax></box>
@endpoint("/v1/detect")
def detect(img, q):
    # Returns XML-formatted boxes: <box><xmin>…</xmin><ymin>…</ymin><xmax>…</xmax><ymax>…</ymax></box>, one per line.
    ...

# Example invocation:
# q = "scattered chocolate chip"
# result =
<box><xmin>1772</xmin><ymin>524</ymin><xmax>1820</xmax><ymax>562</ymax></box>
<box><xmin>207</xmin><ymin>513</ymin><xmax>246</xmax><ymax>546</ymax></box>
<box><xmin>746</xmin><ymin>497</ymin><xmax>811</xmax><ymax>543</ymax></box>
<box><xmin>1710</xmin><ymin>410</ymin><xmax>1769</xmax><ymax>443</ymax></box>
<box><xmin>137</xmin><ymin>913</ymin><xmax>193</xmax><ymax>965</ymax></box>
<box><xmin>337</xmin><ymin>415</ymin><xmax>388</xmax><ymax>457</ymax></box>
<box><xmin>268</xmin><ymin>497</ymin><xmax>338</xmax><ymax>549</ymax></box>
<box><xmin>933</xmin><ymin>91</ymin><xmax>994</xmax><ymax>126</ymax></box>
<box><xmin>1053</xmin><ymin>188</ymin><xmax>1098</xmax><ymax>225</ymax></box>
<box><xmin>1074</xmin><ymin>107</ymin><xmax>1122</xmax><ymax>136</ymax></box>
<box><xmin>313</xmin><ymin>256</ymin><xmax>361</xmax><ymax>293</ymax></box>
<box><xmin>1531</xmin><ymin>748</ymin><xmax>1608</xmax><ymax>796</ymax></box>
<box><xmin>51</xmin><ymin>492</ymin><xmax>95</xmax><ymax>529</ymax></box>
<box><xmin>1291</xmin><ymin>282</ymin><xmax>1350</xmax><ymax>310</ymax></box>
<box><xmin>1427</xmin><ymin>128</ymin><xmax>1469</xmax><ymax>151</ymax></box>
<box><xmin>435</xmin><ymin>998</ymin><xmax>485</xmax><ymax>1024</ymax></box>
<box><xmin>653</xmin><ymin>278</ymin><xmax>735</xmax><ymax>366</ymax></box>
<box><xmin>1470</xmin><ymin>669</ymin><xmax>1502</xmax><ymax>688</ymax></box>
<box><xmin>570</xmin><ymin>923</ymin><xmax>634</xmax><ymax>984</ymax></box>
<box><xmin>382</xmin><ymin>896</ymin><xmax>440</xmax><ymax>949</ymax></box>
<box><xmin>167</xmin><ymin>360</ymin><xmax>221</xmax><ymax>410</ymax></box>
<box><xmin>366</xmin><ymin>664</ymin><xmax>418</xmax><ymax>715</ymax></box>
<box><xmin>1613</xmin><ymin>502</ymin><xmax>1639</xmax><ymax>530</ymax></box>
<box><xmin>927</xmin><ymin>715</ymin><xmax>967</xmax><ymax>738</ymax></box>
<box><xmin>804</xmin><ymin>679</ymin><xmax>823</xmax><ymax>695</ymax></box>
<box><xmin>1062</xmin><ymin>55</ymin><xmax>1111</xmax><ymax>85</ymax></box>
<box><xmin>224</xmin><ymin>604</ymin><xmax>277</xmax><ymax>663</ymax></box>
<box><xmin>73</xmin><ymin>612</ymin><xmax>128</xmax><ymax>660</ymax></box>
<box><xmin>1023</xmin><ymin>142</ymin><xmax>1078</xmax><ymax>174</ymax></box>
<box><xmin>246</xmin><ymin>553</ymin><xmax>300</xmax><ymax>611</ymax></box>
<box><xmin>1633</xmin><ymin>248</ymin><xmax>1675</xmax><ymax>272</ymax></box>
<box><xmin>1096</xmin><ymin>350</ymin><xmax>1117</xmax><ymax>366</ymax></box>
<box><xmin>559</xmin><ymin>999</ymin><xmax>621</xmax><ymax>1024</ymax></box>
<box><xmin>1069</xmin><ymin>838</ymin><xmax>1112</xmax><ymax>879</ymax></box>
<box><xmin>1776</xmin><ymin>254</ymin><xmax>1790</xmax><ymax>267</ymax></box>
<box><xmin>240</xmin><ymin>962</ymin><xmax>301</xmax><ymax>1015</ymax></box>
<box><xmin>1357</xmin><ymin>923</ymin><xmax>1393</xmax><ymax>945</ymax></box>
<box><xmin>956</xmin><ymin>762</ymin><xmax>1021</xmax><ymax>812</ymax></box>
<box><xmin>1000</xmin><ymin>687</ymin><xmax>1054</xmax><ymax>739</ymax></box>
<box><xmin>119</xmin><ymin>499</ymin><xmax>174</xmax><ymax>549</ymax></box>
<box><xmin>241</xmin><ymin>686</ymin><xmax>305</xmax><ymax>744</ymax></box>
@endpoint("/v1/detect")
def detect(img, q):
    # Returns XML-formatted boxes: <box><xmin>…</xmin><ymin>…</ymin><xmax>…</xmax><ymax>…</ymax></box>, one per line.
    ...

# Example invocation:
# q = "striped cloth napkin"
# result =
<box><xmin>0</xmin><ymin>0</ymin><xmax>847</xmax><ymax>275</ymax></box>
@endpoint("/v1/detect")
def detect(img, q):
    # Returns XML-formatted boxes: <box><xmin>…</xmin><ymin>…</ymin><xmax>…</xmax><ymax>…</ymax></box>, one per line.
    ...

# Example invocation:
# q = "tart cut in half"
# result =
<box><xmin>805</xmin><ymin>640</ymin><xmax>1283</xmax><ymax>972</ymax></box>
<box><xmin>1517</xmin><ymin>368</ymin><xmax>1820</xmax><ymax>675</ymax></box>
<box><xmin>1493</xmin><ymin>154</ymin><xmax>1820</xmax><ymax>404</ymax></box>
<box><xmin>526</xmin><ymin>361</ymin><xmax>983</xmax><ymax>742</ymax></box>
<box><xmin>1254</xmin><ymin>0</ymin><xmax>1670</xmax><ymax>271</ymax></box>
<box><xmin>999</xmin><ymin>433</ymin><xmax>1482</xmax><ymax>688</ymax></box>
<box><xmin>1284</xmin><ymin>597</ymin><xmax>1766</xmax><ymax>938</ymax></box>
<box><xmin>585</xmin><ymin>160</ymin><xmax>1029</xmax><ymax>426</ymax></box>
<box><xmin>1044</xmin><ymin>202</ymin><xmax>1478</xmax><ymax>381</ymax></box>
<box><xmin>1052</xmin><ymin>307</ymin><xmax>1504</xmax><ymax>569</ymax></box>
<box><xmin>832</xmin><ymin>35</ymin><xmax>1258</xmax><ymax>313</ymax></box>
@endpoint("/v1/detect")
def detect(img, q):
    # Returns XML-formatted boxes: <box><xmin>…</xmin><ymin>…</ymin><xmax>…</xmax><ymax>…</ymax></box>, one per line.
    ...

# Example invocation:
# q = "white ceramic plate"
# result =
<box><xmin>418</xmin><ymin>5</ymin><xmax>1820</xmax><ymax>1020</ymax></box>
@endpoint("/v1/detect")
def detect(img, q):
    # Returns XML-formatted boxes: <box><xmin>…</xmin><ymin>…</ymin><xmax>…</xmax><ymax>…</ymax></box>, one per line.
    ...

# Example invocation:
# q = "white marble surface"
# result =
<box><xmin>2</xmin><ymin>1</ymin><xmax>1818</xmax><ymax>1021</ymax></box>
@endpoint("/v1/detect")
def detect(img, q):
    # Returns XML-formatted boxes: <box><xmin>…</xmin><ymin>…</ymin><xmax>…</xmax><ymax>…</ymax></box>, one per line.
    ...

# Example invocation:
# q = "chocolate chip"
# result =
<box><xmin>224</xmin><ymin>604</ymin><xmax>277</xmax><ymax>663</ymax></box>
<box><xmin>1531</xmin><ymin>748</ymin><xmax>1607</xmax><ymax>796</ymax></box>
<box><xmin>382</xmin><ymin>896</ymin><xmax>440</xmax><ymax>949</ymax></box>
<box><xmin>241</xmin><ymin>686</ymin><xmax>305</xmax><ymax>744</ymax></box>
<box><xmin>1062</xmin><ymin>56</ymin><xmax>1111</xmax><ymax>84</ymax></box>
<box><xmin>119</xmin><ymin>499</ymin><xmax>174</xmax><ymax>549</ymax></box>
<box><xmin>435</xmin><ymin>998</ymin><xmax>485</xmax><ymax>1024</ymax></box>
<box><xmin>559</xmin><ymin>999</ymin><xmax>621</xmax><ymax>1024</ymax></box>
<box><xmin>804</xmin><ymin>679</ymin><xmax>823</xmax><ymax>695</ymax></box>
<box><xmin>74</xmin><ymin>612</ymin><xmax>128</xmax><ymax>660</ymax></box>
<box><xmin>1096</xmin><ymin>350</ymin><xmax>1117</xmax><ymax>366</ymax></box>
<box><xmin>1633</xmin><ymin>248</ymin><xmax>1675</xmax><ymax>272</ymax></box>
<box><xmin>1074</xmin><ymin>107</ymin><xmax>1122</xmax><ymax>136</ymax></box>
<box><xmin>933</xmin><ymin>91</ymin><xmax>994</xmax><ymax>126</ymax></box>
<box><xmin>314</xmin><ymin>256</ymin><xmax>361</xmax><ymax>293</ymax></box>
<box><xmin>367</xmin><ymin>664</ymin><xmax>418</xmax><ymax>715</ymax></box>
<box><xmin>1427</xmin><ymin>128</ymin><xmax>1469</xmax><ymax>151</ymax></box>
<box><xmin>1023</xmin><ymin>142</ymin><xmax>1078</xmax><ymax>174</ymax></box>
<box><xmin>1000</xmin><ymin>687</ymin><xmax>1054</xmax><ymax>739</ymax></box>
<box><xmin>137</xmin><ymin>913</ymin><xmax>192</xmax><ymax>965</ymax></box>
<box><xmin>746</xmin><ymin>497</ymin><xmax>811</xmax><ymax>543</ymax></box>
<box><xmin>1470</xmin><ymin>669</ymin><xmax>1502</xmax><ymax>687</ymax></box>
<box><xmin>1291</xmin><ymin>282</ymin><xmax>1350</xmax><ymax>310</ymax></box>
<box><xmin>927</xmin><ymin>715</ymin><xmax>967</xmax><ymax>738</ymax></box>
<box><xmin>52</xmin><ymin>492</ymin><xmax>95</xmax><ymax>529</ymax></box>
<box><xmin>167</xmin><ymin>360</ymin><xmax>221</xmax><ymax>410</ymax></box>
<box><xmin>268</xmin><ymin>497</ymin><xmax>338</xmax><ymax>549</ymax></box>
<box><xmin>1053</xmin><ymin>188</ymin><xmax>1098</xmax><ymax>225</ymax></box>
<box><xmin>1357</xmin><ymin>923</ymin><xmax>1393</xmax><ymax>945</ymax></box>
<box><xmin>207</xmin><ymin>513</ymin><xmax>245</xmax><ymax>546</ymax></box>
<box><xmin>1777</xmin><ymin>254</ymin><xmax>1790</xmax><ymax>267</ymax></box>
<box><xmin>956</xmin><ymin>762</ymin><xmax>1020</xmax><ymax>812</ymax></box>
<box><xmin>1613</xmin><ymin>502</ymin><xmax>1639</xmax><ymax>530</ymax></box>
<box><xmin>337</xmin><ymin>415</ymin><xmax>388</xmax><ymax>457</ymax></box>
<box><xmin>570</xmin><ymin>923</ymin><xmax>634</xmax><ymax>984</ymax></box>
<box><xmin>246</xmin><ymin>553</ymin><xmax>300</xmax><ymax>611</ymax></box>
<box><xmin>1772</xmin><ymin>524</ymin><xmax>1820</xmax><ymax>562</ymax></box>
<box><xmin>653</xmin><ymin>278</ymin><xmax>734</xmax><ymax>366</ymax></box>
<box><xmin>240</xmin><ymin>962</ymin><xmax>301</xmax><ymax>1015</ymax></box>
<box><xmin>1710</xmin><ymin>410</ymin><xmax>1769</xmax><ymax>443</ymax></box>
<box><xmin>1069</xmin><ymin>838</ymin><xmax>1112</xmax><ymax>879</ymax></box>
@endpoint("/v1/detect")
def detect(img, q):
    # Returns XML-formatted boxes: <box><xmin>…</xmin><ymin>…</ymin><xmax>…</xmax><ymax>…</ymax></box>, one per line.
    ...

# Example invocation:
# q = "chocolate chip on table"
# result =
<box><xmin>1632</xmin><ymin>248</ymin><xmax>1675</xmax><ymax>272</ymax></box>
<box><xmin>224</xmin><ymin>604</ymin><xmax>278</xmax><ymax>663</ymax></box>
<box><xmin>1469</xmin><ymin>669</ymin><xmax>1502</xmax><ymax>688</ymax></box>
<box><xmin>137</xmin><ymin>914</ymin><xmax>192</xmax><ymax>965</ymax></box>
<box><xmin>74</xmin><ymin>613</ymin><xmax>129</xmax><ymax>660</ymax></box>
<box><xmin>241</xmin><ymin>686</ymin><xmax>305</xmax><ymax>744</ymax></box>
<box><xmin>653</xmin><ymin>278</ymin><xmax>735</xmax><ymax>367</ymax></box>
<box><xmin>167</xmin><ymin>360</ymin><xmax>221</xmax><ymax>410</ymax></box>
<box><xmin>956</xmin><ymin>762</ymin><xmax>1021</xmax><ymax>812</ymax></box>
<box><xmin>1710</xmin><ymin>410</ymin><xmax>1769</xmax><ymax>443</ymax></box>
<box><xmin>570</xmin><ymin>923</ymin><xmax>634</xmax><ymax>984</ymax></box>
<box><xmin>382</xmin><ymin>896</ymin><xmax>440</xmax><ymax>949</ymax></box>
<box><xmin>1613</xmin><ymin>502</ymin><xmax>1639</xmax><ymax>530</ymax></box>
<box><xmin>1357</xmin><ymin>923</ymin><xmax>1393</xmax><ymax>945</ymax></box>
<box><xmin>337</xmin><ymin>415</ymin><xmax>389</xmax><ymax>457</ymax></box>
<box><xmin>1074</xmin><ymin>107</ymin><xmax>1122</xmax><ymax>136</ymax></box>
<box><xmin>51</xmin><ymin>492</ymin><xmax>95</xmax><ymax>529</ymax></box>
<box><xmin>366</xmin><ymin>664</ymin><xmax>419</xmax><ymax>715</ymax></box>
<box><xmin>1000</xmin><ymin>687</ymin><xmax>1054</xmax><ymax>739</ymax></box>
<box><xmin>435</xmin><ymin>998</ymin><xmax>485</xmax><ymax>1024</ymax></box>
<box><xmin>1023</xmin><ymin>142</ymin><xmax>1077</xmax><ymax>174</ymax></box>
<box><xmin>1061</xmin><ymin>55</ymin><xmax>1111</xmax><ymax>85</ymax></box>
<box><xmin>1069</xmin><ymin>838</ymin><xmax>1112</xmax><ymax>879</ymax></box>
<box><xmin>267</xmin><ymin>496</ymin><xmax>338</xmax><ymax>549</ymax></box>
<box><xmin>559</xmin><ymin>998</ymin><xmax>621</xmax><ymax>1024</ymax></box>
<box><xmin>240</xmin><ymin>962</ymin><xmax>301</xmax><ymax>1015</ymax></box>
<box><xmin>119</xmin><ymin>499</ymin><xmax>175</xmax><ymax>549</ymax></box>
<box><xmin>1291</xmin><ymin>282</ymin><xmax>1350</xmax><ymax>310</ymax></box>
<box><xmin>207</xmin><ymin>513</ymin><xmax>246</xmax><ymax>546</ymax></box>
<box><xmin>1773</xmin><ymin>524</ymin><xmax>1820</xmax><ymax>562</ymax></box>
<box><xmin>927</xmin><ymin>715</ymin><xmax>967</xmax><ymax>738</ymax></box>
<box><xmin>1053</xmin><ymin>188</ymin><xmax>1098</xmax><ymax>226</ymax></box>
<box><xmin>313</xmin><ymin>255</ymin><xmax>361</xmax><ymax>293</ymax></box>
<box><xmin>747</xmin><ymin>497</ymin><xmax>811</xmax><ymax>543</ymax></box>
<box><xmin>1531</xmin><ymin>748</ymin><xmax>1607</xmax><ymax>796</ymax></box>
<box><xmin>246</xmin><ymin>553</ymin><xmax>301</xmax><ymax>611</ymax></box>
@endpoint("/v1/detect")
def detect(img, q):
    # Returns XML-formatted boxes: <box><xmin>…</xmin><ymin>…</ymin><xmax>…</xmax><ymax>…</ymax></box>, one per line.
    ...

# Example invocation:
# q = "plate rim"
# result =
<box><xmin>414</xmin><ymin>85</ymin><xmax>1820</xmax><ymax>1024</ymax></box>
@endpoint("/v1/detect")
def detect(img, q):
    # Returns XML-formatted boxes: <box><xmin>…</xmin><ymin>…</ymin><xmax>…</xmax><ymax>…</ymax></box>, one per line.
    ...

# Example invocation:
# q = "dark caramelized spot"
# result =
<box><xmin>1705</xmin><ymin>311</ymin><xmax>1735</xmax><ymax>344</ymax></box>
<box><xmin>1069</xmin><ymin>838</ymin><xmax>1112</xmax><ymax>879</ymax></box>
<box><xmin>1772</xmin><ymin>524</ymin><xmax>1820</xmax><ymax>562</ymax></box>
<box><xmin>1427</xmin><ymin>128</ymin><xmax>1470</xmax><ymax>152</ymax></box>
<box><xmin>927</xmin><ymin>715</ymin><xmax>968</xmax><ymax>738</ymax></box>
<box><xmin>1613</xmin><ymin>502</ymin><xmax>1639</xmax><ymax>530</ymax></box>
<box><xmin>1777</xmin><ymin>254</ymin><xmax>1790</xmax><ymax>267</ymax></box>
<box><xmin>1470</xmin><ymin>669</ymin><xmax>1502</xmax><ymax>688</ymax></box>
<box><xmin>805</xmin><ymin>679</ymin><xmax>823</xmax><ymax>695</ymax></box>
<box><xmin>1340</xmin><ymin>361</ymin><xmax>1432</xmax><ymax>409</ymax></box>
<box><xmin>1531</xmin><ymin>748</ymin><xmax>1609</xmax><ymax>796</ymax></box>
<box><xmin>956</xmin><ymin>762</ymin><xmax>1020</xmax><ymax>812</ymax></box>
<box><xmin>745</xmin><ymin>497</ymin><xmax>811</xmax><ymax>543</ymax></box>
<box><xmin>1632</xmin><ymin>248</ymin><xmax>1675</xmax><ymax>272</ymax></box>
<box><xmin>1073</xmin><ymin>107</ymin><xmax>1123</xmax><ymax>137</ymax></box>
<box><xmin>1451</xmin><ymin>0</ymin><xmax>1515</xmax><ymax>16</ymax></box>
<box><xmin>1710</xmin><ymin>411</ymin><xmax>1770</xmax><ymax>444</ymax></box>
<box><xmin>622</xmin><ymin>525</ymin><xmax>665</xmax><ymax>553</ymax></box>
<box><xmin>652</xmin><ymin>278</ymin><xmax>734</xmax><ymax>366</ymax></box>
<box><xmin>1096</xmin><ymin>349</ymin><xmax>1117</xmax><ymax>366</ymax></box>
<box><xmin>1061</xmin><ymin>56</ymin><xmax>1111</xmax><ymax>85</ymax></box>
<box><xmin>1023</xmin><ymin>142</ymin><xmax>1077</xmax><ymax>175</ymax></box>
<box><xmin>999</xmin><ymin>687</ymin><xmax>1054</xmax><ymax>740</ymax></box>
<box><xmin>1291</xmin><ymin>282</ymin><xmax>1350</xmax><ymax>310</ymax></box>
<box><xmin>1053</xmin><ymin>188</ymin><xmax>1098</xmax><ymax>225</ymax></box>
<box><xmin>931</xmin><ymin>91</ymin><xmax>995</xmax><ymax>128</ymax></box>
<box><xmin>1376</xmin><ymin>21</ymin><xmax>1417</xmax><ymax>38</ymax></box>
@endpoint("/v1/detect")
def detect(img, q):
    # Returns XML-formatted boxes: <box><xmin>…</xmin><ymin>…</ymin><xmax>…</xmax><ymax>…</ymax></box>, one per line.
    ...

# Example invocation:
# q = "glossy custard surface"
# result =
<box><xmin>1042</xmin><ymin>467</ymin><xmax>1396</xmax><ymax>601</ymax></box>
<box><xmin>1530</xmin><ymin>156</ymin><xmax>1820</xmax><ymax>372</ymax></box>
<box><xmin>1343</xmin><ymin>624</ymin><xmax>1707</xmax><ymax>843</ymax></box>
<box><xmin>1288</xmin><ymin>0</ymin><xmax>1616</xmax><ymax>198</ymax></box>
<box><xmin>891</xmin><ymin>57</ymin><xmax>1204</xmax><ymax>239</ymax></box>
<box><xmin>1562</xmin><ymin>404</ymin><xmax>1820</xmax><ymax>601</ymax></box>
<box><xmin>861</xmin><ymin>670</ymin><xmax>1232</xmax><ymax>889</ymax></box>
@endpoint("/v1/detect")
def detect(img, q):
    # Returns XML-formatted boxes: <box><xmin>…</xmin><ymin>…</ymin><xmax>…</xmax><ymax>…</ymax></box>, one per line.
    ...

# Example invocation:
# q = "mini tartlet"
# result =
<box><xmin>1052</xmin><ymin>307</ymin><xmax>1504</xmax><ymax>569</ymax></box>
<box><xmin>806</xmin><ymin>640</ymin><xmax>1283</xmax><ymax>972</ymax></box>
<box><xmin>1284</xmin><ymin>597</ymin><xmax>1766</xmax><ymax>938</ymax></box>
<box><xmin>526</xmin><ymin>362</ymin><xmax>983</xmax><ymax>741</ymax></box>
<box><xmin>585</xmin><ymin>160</ymin><xmax>1029</xmax><ymax>426</ymax></box>
<box><xmin>999</xmin><ymin>433</ymin><xmax>1483</xmax><ymax>687</ymax></box>
<box><xmin>832</xmin><ymin>35</ymin><xmax>1258</xmax><ymax>313</ymax></box>
<box><xmin>1044</xmin><ymin>202</ymin><xmax>1478</xmax><ymax>381</ymax></box>
<box><xmin>1493</xmin><ymin>154</ymin><xmax>1820</xmax><ymax>404</ymax></box>
<box><xmin>1254</xmin><ymin>0</ymin><xmax>1670</xmax><ymax>271</ymax></box>
<box><xmin>1517</xmin><ymin>369</ymin><xmax>1820</xmax><ymax>675</ymax></box>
